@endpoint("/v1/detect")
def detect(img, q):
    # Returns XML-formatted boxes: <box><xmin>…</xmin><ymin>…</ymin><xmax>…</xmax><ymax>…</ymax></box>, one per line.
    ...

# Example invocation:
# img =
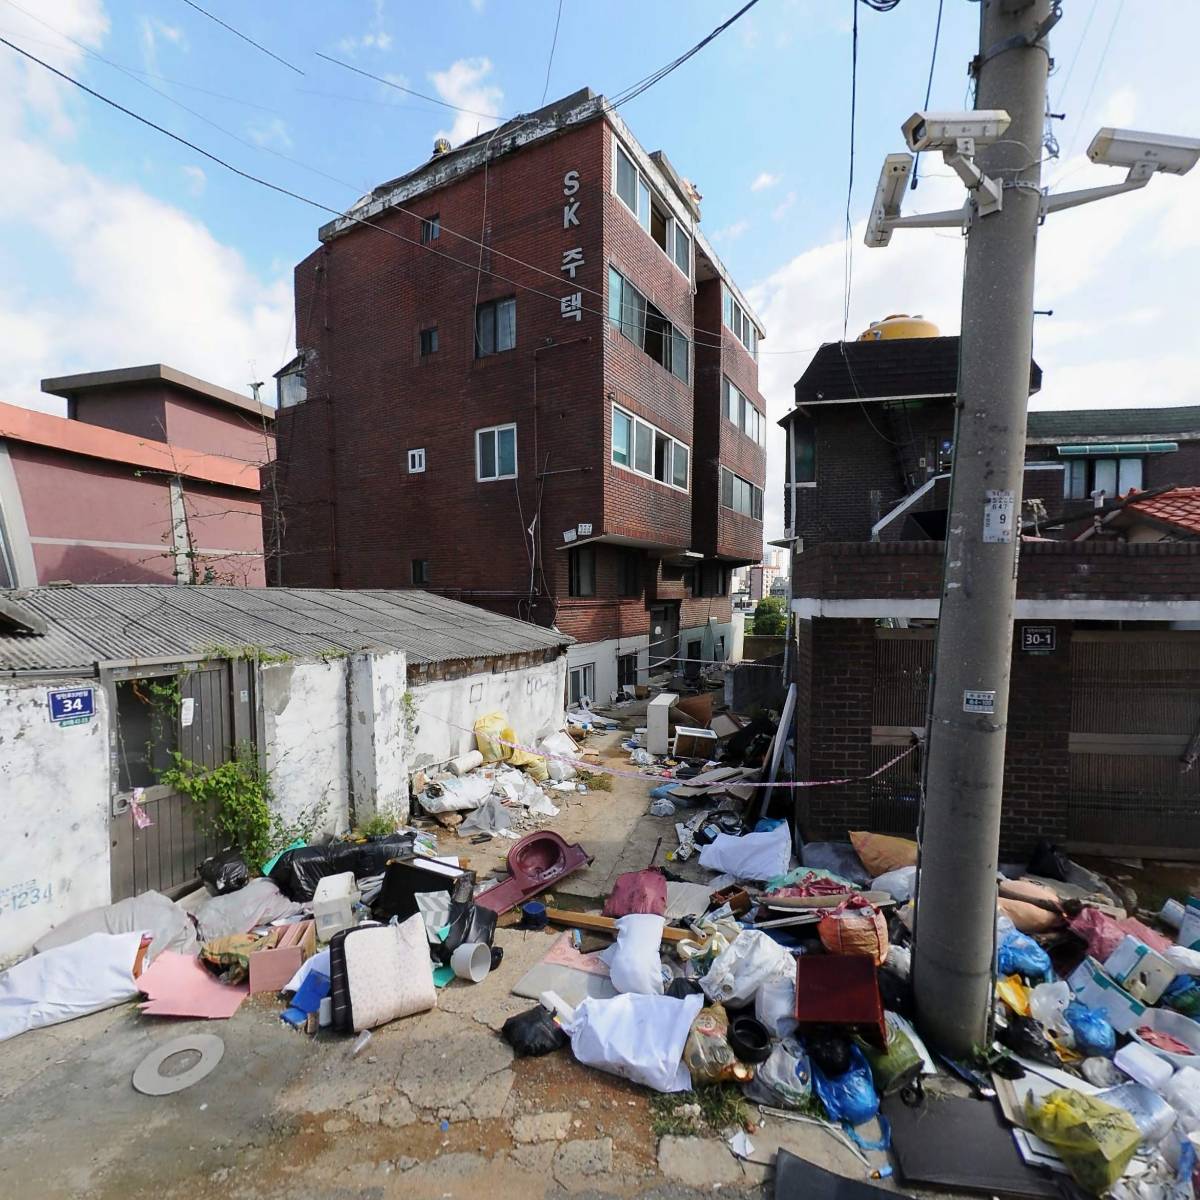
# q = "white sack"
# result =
<box><xmin>34</xmin><ymin>890</ymin><xmax>196</xmax><ymax>962</ymax></box>
<box><xmin>418</xmin><ymin>774</ymin><xmax>492</xmax><ymax>814</ymax></box>
<box><xmin>701</xmin><ymin>929</ymin><xmax>794</xmax><ymax>1006</ymax></box>
<box><xmin>195</xmin><ymin>877</ymin><xmax>302</xmax><ymax>942</ymax></box>
<box><xmin>565</xmin><ymin>992</ymin><xmax>704</xmax><ymax>1093</ymax></box>
<box><xmin>698</xmin><ymin>820</ymin><xmax>792</xmax><ymax>882</ymax></box>
<box><xmin>1166</xmin><ymin>946</ymin><xmax>1200</xmax><ymax>975</ymax></box>
<box><xmin>755</xmin><ymin>973</ymin><xmax>798</xmax><ymax>1038</ymax></box>
<box><xmin>872</xmin><ymin>866</ymin><xmax>917</xmax><ymax>902</ymax></box>
<box><xmin>0</xmin><ymin>931</ymin><xmax>143</xmax><ymax>1042</ymax></box>
<box><xmin>609</xmin><ymin>914</ymin><xmax>666</xmax><ymax>995</ymax></box>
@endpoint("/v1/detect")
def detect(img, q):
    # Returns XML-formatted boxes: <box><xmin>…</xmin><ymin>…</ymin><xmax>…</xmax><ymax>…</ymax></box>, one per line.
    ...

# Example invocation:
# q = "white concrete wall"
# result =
<box><xmin>407</xmin><ymin>657</ymin><xmax>567</xmax><ymax>769</ymax></box>
<box><xmin>679</xmin><ymin>621</ymin><xmax>735</xmax><ymax>663</ymax></box>
<box><xmin>261</xmin><ymin>660</ymin><xmax>350</xmax><ymax>837</ymax></box>
<box><xmin>0</xmin><ymin>678</ymin><xmax>111</xmax><ymax>962</ymax></box>
<box><xmin>567</xmin><ymin>635</ymin><xmax>649</xmax><ymax>702</ymax></box>
<box><xmin>349</xmin><ymin>650</ymin><xmax>409</xmax><ymax>823</ymax></box>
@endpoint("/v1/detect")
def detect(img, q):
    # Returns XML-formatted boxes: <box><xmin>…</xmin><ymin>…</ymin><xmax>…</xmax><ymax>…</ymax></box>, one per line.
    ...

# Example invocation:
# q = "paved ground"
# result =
<box><xmin>0</xmin><ymin>724</ymin><xmax>896</xmax><ymax>1200</ymax></box>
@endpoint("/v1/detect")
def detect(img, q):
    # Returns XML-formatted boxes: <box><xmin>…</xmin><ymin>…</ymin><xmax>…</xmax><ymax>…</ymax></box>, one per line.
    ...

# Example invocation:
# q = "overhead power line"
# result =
<box><xmin>178</xmin><ymin>0</ymin><xmax>304</xmax><ymax>75</ymax></box>
<box><xmin>910</xmin><ymin>0</ymin><xmax>944</xmax><ymax>190</ymax></box>
<box><xmin>541</xmin><ymin>0</ymin><xmax>564</xmax><ymax>108</ymax></box>
<box><xmin>842</xmin><ymin>0</ymin><xmax>859</xmax><ymax>341</ymax></box>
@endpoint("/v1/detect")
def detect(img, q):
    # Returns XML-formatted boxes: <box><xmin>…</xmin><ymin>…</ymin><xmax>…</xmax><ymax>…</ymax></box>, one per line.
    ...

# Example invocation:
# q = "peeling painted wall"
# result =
<box><xmin>349</xmin><ymin>651</ymin><xmax>409</xmax><ymax>823</ymax></box>
<box><xmin>408</xmin><ymin>657</ymin><xmax>567</xmax><ymax>769</ymax></box>
<box><xmin>0</xmin><ymin>679</ymin><xmax>110</xmax><ymax>962</ymax></box>
<box><xmin>260</xmin><ymin>660</ymin><xmax>349</xmax><ymax>837</ymax></box>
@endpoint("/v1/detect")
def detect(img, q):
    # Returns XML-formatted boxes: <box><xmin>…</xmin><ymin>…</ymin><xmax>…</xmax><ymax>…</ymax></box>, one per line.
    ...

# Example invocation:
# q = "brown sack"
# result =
<box><xmin>850</xmin><ymin>831</ymin><xmax>918</xmax><ymax>877</ymax></box>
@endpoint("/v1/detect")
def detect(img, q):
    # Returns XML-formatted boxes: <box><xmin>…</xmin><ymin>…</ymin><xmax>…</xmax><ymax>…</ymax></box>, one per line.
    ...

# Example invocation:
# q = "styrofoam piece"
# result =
<box><xmin>1068</xmin><ymin>956</ymin><xmax>1148</xmax><ymax>1034</ymax></box>
<box><xmin>1115</xmin><ymin>1041</ymin><xmax>1175</xmax><ymax>1091</ymax></box>
<box><xmin>312</xmin><ymin>871</ymin><xmax>360</xmax><ymax>942</ymax></box>
<box><xmin>1104</xmin><ymin>935</ymin><xmax>1178</xmax><ymax>1004</ymax></box>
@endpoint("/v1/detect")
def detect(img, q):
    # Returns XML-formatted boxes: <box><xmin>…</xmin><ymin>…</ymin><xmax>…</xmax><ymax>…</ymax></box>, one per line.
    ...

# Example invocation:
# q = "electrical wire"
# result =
<box><xmin>315</xmin><ymin>50</ymin><xmax>511</xmax><ymax>120</ymax></box>
<box><xmin>178</xmin><ymin>0</ymin><xmax>304</xmax><ymax>75</ymax></box>
<box><xmin>841</xmin><ymin>0</ymin><xmax>858</xmax><ymax>341</ymax></box>
<box><xmin>1059</xmin><ymin>0</ymin><xmax>1125</xmax><ymax>170</ymax></box>
<box><xmin>541</xmin><ymin>0</ymin><xmax>564</xmax><ymax>107</ymax></box>
<box><xmin>910</xmin><ymin>0</ymin><xmax>944</xmax><ymax>191</ymax></box>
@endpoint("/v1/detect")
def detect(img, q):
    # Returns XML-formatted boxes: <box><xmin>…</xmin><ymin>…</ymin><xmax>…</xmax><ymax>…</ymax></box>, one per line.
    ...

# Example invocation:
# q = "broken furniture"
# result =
<box><xmin>647</xmin><ymin>692</ymin><xmax>678</xmax><ymax>755</ymax></box>
<box><xmin>793</xmin><ymin>954</ymin><xmax>887</xmax><ymax>1049</ymax></box>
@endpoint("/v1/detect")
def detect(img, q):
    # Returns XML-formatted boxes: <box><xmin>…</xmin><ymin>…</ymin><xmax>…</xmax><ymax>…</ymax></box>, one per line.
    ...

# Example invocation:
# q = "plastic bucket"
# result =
<box><xmin>451</xmin><ymin>941</ymin><xmax>491</xmax><ymax>983</ymax></box>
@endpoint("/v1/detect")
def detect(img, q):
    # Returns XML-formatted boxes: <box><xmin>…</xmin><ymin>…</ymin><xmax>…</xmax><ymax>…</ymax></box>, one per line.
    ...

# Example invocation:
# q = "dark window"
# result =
<box><xmin>653</xmin><ymin>431</ymin><xmax>671</xmax><ymax>483</ymax></box>
<box><xmin>793</xmin><ymin>416</ymin><xmax>816</xmax><ymax>484</ymax></box>
<box><xmin>115</xmin><ymin>676</ymin><xmax>179</xmax><ymax>791</ymax></box>
<box><xmin>720</xmin><ymin>467</ymin><xmax>763</xmax><ymax>519</ymax></box>
<box><xmin>420</xmin><ymin>214</ymin><xmax>440</xmax><ymax>244</ymax></box>
<box><xmin>650</xmin><ymin>200</ymin><xmax>669</xmax><ymax>253</ymax></box>
<box><xmin>618</xmin><ymin>653</ymin><xmax>638</xmax><ymax>688</ymax></box>
<box><xmin>673</xmin><ymin>227</ymin><xmax>690</xmax><ymax>276</ymax></box>
<box><xmin>618</xmin><ymin>550</ymin><xmax>641</xmax><ymax>597</ymax></box>
<box><xmin>607</xmin><ymin>266</ymin><xmax>688</xmax><ymax>383</ymax></box>
<box><xmin>615</xmin><ymin>146</ymin><xmax>638</xmax><ymax>214</ymax></box>
<box><xmin>475</xmin><ymin>296</ymin><xmax>516</xmax><ymax>357</ymax></box>
<box><xmin>569</xmin><ymin>546</ymin><xmax>595</xmax><ymax>597</ymax></box>
<box><xmin>411</xmin><ymin>559</ymin><xmax>429</xmax><ymax>586</ymax></box>
<box><xmin>420</xmin><ymin>326</ymin><xmax>438</xmax><ymax>356</ymax></box>
<box><xmin>1064</xmin><ymin>457</ymin><xmax>1144</xmax><ymax>500</ymax></box>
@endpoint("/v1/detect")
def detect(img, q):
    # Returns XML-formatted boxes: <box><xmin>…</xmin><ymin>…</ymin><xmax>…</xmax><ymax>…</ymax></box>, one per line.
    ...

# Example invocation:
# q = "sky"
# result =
<box><xmin>1</xmin><ymin>0</ymin><xmax>1198</xmax><ymax>547</ymax></box>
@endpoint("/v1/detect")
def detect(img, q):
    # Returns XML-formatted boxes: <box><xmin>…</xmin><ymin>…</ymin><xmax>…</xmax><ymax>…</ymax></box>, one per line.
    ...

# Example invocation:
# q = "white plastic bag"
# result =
<box><xmin>419</xmin><ymin>774</ymin><xmax>492</xmax><ymax>813</ymax></box>
<box><xmin>565</xmin><ymin>992</ymin><xmax>704</xmax><ymax>1092</ymax></box>
<box><xmin>1163</xmin><ymin>1067</ymin><xmax>1200</xmax><ymax>1134</ymax></box>
<box><xmin>1166</xmin><ymin>946</ymin><xmax>1200</xmax><ymax>975</ymax></box>
<box><xmin>872</xmin><ymin>865</ymin><xmax>917</xmax><ymax>902</ymax></box>
<box><xmin>755</xmin><ymin>973</ymin><xmax>798</xmax><ymax>1038</ymax></box>
<box><xmin>609</xmin><ymin>914</ymin><xmax>665</xmax><ymax>995</ymax></box>
<box><xmin>698</xmin><ymin>821</ymin><xmax>792</xmax><ymax>882</ymax></box>
<box><xmin>701</xmin><ymin>930</ymin><xmax>794</xmax><ymax>1006</ymax></box>
<box><xmin>743</xmin><ymin>1036</ymin><xmax>811</xmax><ymax>1108</ymax></box>
<box><xmin>1029</xmin><ymin>980</ymin><xmax>1073</xmax><ymax>1041</ymax></box>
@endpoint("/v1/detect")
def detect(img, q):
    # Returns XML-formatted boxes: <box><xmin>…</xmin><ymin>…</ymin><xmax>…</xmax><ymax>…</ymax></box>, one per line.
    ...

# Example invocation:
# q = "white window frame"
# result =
<box><xmin>722</xmin><ymin>376</ymin><xmax>766</xmax><ymax>448</ymax></box>
<box><xmin>407</xmin><ymin>447</ymin><xmax>426</xmax><ymax>474</ymax></box>
<box><xmin>475</xmin><ymin>423</ymin><xmax>517</xmax><ymax>482</ymax></box>
<box><xmin>610</xmin><ymin>403</ymin><xmax>689</xmax><ymax>493</ymax></box>
<box><xmin>722</xmin><ymin>285</ymin><xmax>760</xmax><ymax>361</ymax></box>
<box><xmin>569</xmin><ymin>663</ymin><xmax>595</xmax><ymax>706</ymax></box>
<box><xmin>612</xmin><ymin>139</ymin><xmax>692</xmax><ymax>282</ymax></box>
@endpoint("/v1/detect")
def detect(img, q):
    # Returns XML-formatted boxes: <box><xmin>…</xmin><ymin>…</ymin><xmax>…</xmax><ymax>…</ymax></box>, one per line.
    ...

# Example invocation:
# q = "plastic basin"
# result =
<box><xmin>1132</xmin><ymin>1006</ymin><xmax>1200</xmax><ymax>1069</ymax></box>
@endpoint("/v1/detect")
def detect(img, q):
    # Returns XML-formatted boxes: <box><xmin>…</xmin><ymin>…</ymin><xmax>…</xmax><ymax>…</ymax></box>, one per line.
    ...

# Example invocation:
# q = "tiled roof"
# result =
<box><xmin>1026</xmin><ymin>406</ymin><xmax>1200</xmax><ymax>442</ymax></box>
<box><xmin>791</xmin><ymin>336</ymin><xmax>1041</xmax><ymax>407</ymax></box>
<box><xmin>0</xmin><ymin>585</ymin><xmax>572</xmax><ymax>674</ymax></box>
<box><xmin>1125</xmin><ymin>487</ymin><xmax>1200</xmax><ymax>536</ymax></box>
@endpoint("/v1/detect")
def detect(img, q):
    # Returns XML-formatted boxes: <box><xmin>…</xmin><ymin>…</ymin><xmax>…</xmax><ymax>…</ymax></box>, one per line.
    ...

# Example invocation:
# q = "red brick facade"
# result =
<box><xmin>272</xmin><ymin>100</ymin><xmax>765</xmax><ymax>671</ymax></box>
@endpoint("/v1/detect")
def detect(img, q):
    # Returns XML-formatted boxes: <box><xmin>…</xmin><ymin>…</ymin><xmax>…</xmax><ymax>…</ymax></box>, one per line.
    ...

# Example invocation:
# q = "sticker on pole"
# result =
<box><xmin>963</xmin><ymin>689</ymin><xmax>996</xmax><ymax>715</ymax></box>
<box><xmin>49</xmin><ymin>687</ymin><xmax>95</xmax><ymax>726</ymax></box>
<box><xmin>983</xmin><ymin>489</ymin><xmax>1015</xmax><ymax>543</ymax></box>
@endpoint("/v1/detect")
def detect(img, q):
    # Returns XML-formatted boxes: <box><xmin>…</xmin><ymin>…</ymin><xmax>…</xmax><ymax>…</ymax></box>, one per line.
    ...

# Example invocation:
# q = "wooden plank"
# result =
<box><xmin>544</xmin><ymin>909</ymin><xmax>704</xmax><ymax>946</ymax></box>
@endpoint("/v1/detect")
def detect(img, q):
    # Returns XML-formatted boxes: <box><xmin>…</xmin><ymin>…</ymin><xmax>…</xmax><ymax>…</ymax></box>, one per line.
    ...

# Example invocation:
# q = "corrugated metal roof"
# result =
<box><xmin>1027</xmin><ymin>407</ymin><xmax>1200</xmax><ymax>442</ymax></box>
<box><xmin>0</xmin><ymin>586</ymin><xmax>572</xmax><ymax>674</ymax></box>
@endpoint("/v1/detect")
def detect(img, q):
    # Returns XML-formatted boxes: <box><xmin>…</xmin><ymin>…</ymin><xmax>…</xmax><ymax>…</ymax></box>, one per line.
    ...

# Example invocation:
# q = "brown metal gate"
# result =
<box><xmin>1068</xmin><ymin>631</ymin><xmax>1200</xmax><ymax>857</ymax></box>
<box><xmin>870</xmin><ymin>628</ymin><xmax>933</xmax><ymax>836</ymax></box>
<box><xmin>107</xmin><ymin>658</ymin><xmax>257</xmax><ymax>899</ymax></box>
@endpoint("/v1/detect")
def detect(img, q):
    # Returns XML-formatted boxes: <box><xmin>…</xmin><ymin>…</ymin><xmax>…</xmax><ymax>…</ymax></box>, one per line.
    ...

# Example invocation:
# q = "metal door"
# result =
<box><xmin>1068</xmin><ymin>631</ymin><xmax>1200</xmax><ymax>857</ymax></box>
<box><xmin>649</xmin><ymin>604</ymin><xmax>679</xmax><ymax>670</ymax></box>
<box><xmin>869</xmin><ymin>628</ymin><xmax>933</xmax><ymax>835</ymax></box>
<box><xmin>107</xmin><ymin>659</ymin><xmax>254</xmax><ymax>899</ymax></box>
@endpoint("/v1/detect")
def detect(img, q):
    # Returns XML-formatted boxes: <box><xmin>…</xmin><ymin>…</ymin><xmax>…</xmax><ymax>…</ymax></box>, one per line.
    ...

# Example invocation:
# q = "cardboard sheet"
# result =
<box><xmin>138</xmin><ymin>951</ymin><xmax>247</xmax><ymax>1019</ymax></box>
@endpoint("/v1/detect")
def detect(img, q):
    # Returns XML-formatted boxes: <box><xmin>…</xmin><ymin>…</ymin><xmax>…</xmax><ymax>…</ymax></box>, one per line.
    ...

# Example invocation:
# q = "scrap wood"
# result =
<box><xmin>673</xmin><ymin>692</ymin><xmax>714</xmax><ymax>728</ymax></box>
<box><xmin>544</xmin><ymin>908</ymin><xmax>705</xmax><ymax>947</ymax></box>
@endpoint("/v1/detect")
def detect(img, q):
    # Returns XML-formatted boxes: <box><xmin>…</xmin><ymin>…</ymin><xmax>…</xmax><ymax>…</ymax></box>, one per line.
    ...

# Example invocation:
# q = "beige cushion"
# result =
<box><xmin>343</xmin><ymin>915</ymin><xmax>435</xmax><ymax>1032</ymax></box>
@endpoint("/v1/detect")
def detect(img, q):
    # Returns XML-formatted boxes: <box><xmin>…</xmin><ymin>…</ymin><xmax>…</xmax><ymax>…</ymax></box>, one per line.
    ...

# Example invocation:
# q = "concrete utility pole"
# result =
<box><xmin>912</xmin><ymin>0</ymin><xmax>1053</xmax><ymax>1055</ymax></box>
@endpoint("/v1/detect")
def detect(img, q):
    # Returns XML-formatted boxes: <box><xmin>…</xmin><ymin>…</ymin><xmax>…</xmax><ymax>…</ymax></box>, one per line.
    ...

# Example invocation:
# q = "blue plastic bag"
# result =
<box><xmin>810</xmin><ymin>1042</ymin><xmax>880</xmax><ymax>1127</ymax></box>
<box><xmin>997</xmin><ymin>929</ymin><xmax>1051</xmax><ymax>980</ymax></box>
<box><xmin>1065</xmin><ymin>1000</ymin><xmax>1115</xmax><ymax>1058</ymax></box>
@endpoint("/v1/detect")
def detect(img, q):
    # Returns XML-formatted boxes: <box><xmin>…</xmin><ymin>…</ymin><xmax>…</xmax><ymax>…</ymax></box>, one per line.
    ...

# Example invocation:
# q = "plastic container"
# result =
<box><xmin>312</xmin><ymin>871</ymin><xmax>360</xmax><ymax>941</ymax></box>
<box><xmin>1099</xmin><ymin>1081</ymin><xmax>1178</xmax><ymax>1146</ymax></box>
<box><xmin>450</xmin><ymin>941</ymin><xmax>491</xmax><ymax>983</ymax></box>
<box><xmin>1132</xmin><ymin>1007</ymin><xmax>1200</xmax><ymax>1070</ymax></box>
<box><xmin>1162</xmin><ymin>898</ymin><xmax>1186</xmax><ymax>930</ymax></box>
<box><xmin>1115</xmin><ymin>1041</ymin><xmax>1175</xmax><ymax>1091</ymax></box>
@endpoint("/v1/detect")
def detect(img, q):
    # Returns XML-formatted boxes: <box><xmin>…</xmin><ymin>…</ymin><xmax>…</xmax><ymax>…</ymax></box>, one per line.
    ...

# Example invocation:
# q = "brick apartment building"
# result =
<box><xmin>777</xmin><ymin>328</ymin><xmax>1200</xmax><ymax>858</ymax></box>
<box><xmin>271</xmin><ymin>88</ymin><xmax>767</xmax><ymax>702</ymax></box>
<box><xmin>0</xmin><ymin>366</ymin><xmax>273</xmax><ymax>587</ymax></box>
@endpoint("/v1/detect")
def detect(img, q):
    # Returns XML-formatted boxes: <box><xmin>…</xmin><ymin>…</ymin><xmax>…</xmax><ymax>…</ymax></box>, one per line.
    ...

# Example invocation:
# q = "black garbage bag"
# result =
<box><xmin>666</xmin><ymin>977</ymin><xmax>704</xmax><ymax>999</ymax></box>
<box><xmin>198</xmin><ymin>850</ymin><xmax>250</xmax><ymax>895</ymax></box>
<box><xmin>996</xmin><ymin>1014</ymin><xmax>1060</xmax><ymax>1066</ymax></box>
<box><xmin>1027</xmin><ymin>839</ymin><xmax>1072</xmax><ymax>883</ymax></box>
<box><xmin>806</xmin><ymin>1028</ymin><xmax>852</xmax><ymax>1076</ymax></box>
<box><xmin>722</xmin><ymin>717</ymin><xmax>777</xmax><ymax>767</ymax></box>
<box><xmin>502</xmin><ymin>1006</ymin><xmax>568</xmax><ymax>1056</ymax></box>
<box><xmin>877</xmin><ymin>964</ymin><xmax>915</xmax><ymax>1019</ymax></box>
<box><xmin>268</xmin><ymin>833</ymin><xmax>416</xmax><ymax>901</ymax></box>
<box><xmin>433</xmin><ymin>900</ymin><xmax>497</xmax><ymax>967</ymax></box>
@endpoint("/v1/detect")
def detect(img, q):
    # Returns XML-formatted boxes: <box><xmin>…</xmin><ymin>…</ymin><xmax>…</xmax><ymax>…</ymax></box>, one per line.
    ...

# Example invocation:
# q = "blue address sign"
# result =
<box><xmin>49</xmin><ymin>687</ymin><xmax>95</xmax><ymax>726</ymax></box>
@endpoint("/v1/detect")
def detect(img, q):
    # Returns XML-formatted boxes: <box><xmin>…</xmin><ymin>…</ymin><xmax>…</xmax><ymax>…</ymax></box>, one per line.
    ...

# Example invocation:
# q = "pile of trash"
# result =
<box><xmin>412</xmin><ymin>714</ymin><xmax>593</xmax><ymax>839</ymax></box>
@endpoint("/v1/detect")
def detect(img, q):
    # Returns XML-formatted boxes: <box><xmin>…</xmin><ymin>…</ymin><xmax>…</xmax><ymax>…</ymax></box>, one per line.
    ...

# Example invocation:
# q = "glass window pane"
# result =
<box><xmin>722</xmin><ymin>378</ymin><xmax>731</xmax><ymax>421</ymax></box>
<box><xmin>612</xmin><ymin>408</ymin><xmax>631</xmax><ymax>465</ymax></box>
<box><xmin>498</xmin><ymin>426</ymin><xmax>516</xmax><ymax>476</ymax></box>
<box><xmin>475</xmin><ymin>305</ymin><xmax>494</xmax><ymax>356</ymax></box>
<box><xmin>722</xmin><ymin>287</ymin><xmax>733</xmax><ymax>329</ymax></box>
<box><xmin>654</xmin><ymin>432</ymin><xmax>670</xmax><ymax>482</ymax></box>
<box><xmin>674</xmin><ymin>228</ymin><xmax>690</xmax><ymax>275</ymax></box>
<box><xmin>795</xmin><ymin>421</ymin><xmax>816</xmax><ymax>483</ymax></box>
<box><xmin>739</xmin><ymin>395</ymin><xmax>748</xmax><ymax>433</ymax></box>
<box><xmin>637</xmin><ymin>177</ymin><xmax>651</xmax><ymax>231</ymax></box>
<box><xmin>672</xmin><ymin>443</ymin><xmax>688</xmax><ymax>489</ymax></box>
<box><xmin>616</xmin><ymin>146</ymin><xmax>637</xmax><ymax>212</ymax></box>
<box><xmin>623</xmin><ymin>284</ymin><xmax>647</xmax><ymax>346</ymax></box>
<box><xmin>721</xmin><ymin>468</ymin><xmax>733</xmax><ymax>508</ymax></box>
<box><xmin>478</xmin><ymin>429</ymin><xmax>496</xmax><ymax>479</ymax></box>
<box><xmin>1119</xmin><ymin>457</ymin><xmax>1143</xmax><ymax>493</ymax></box>
<box><xmin>1093</xmin><ymin>458</ymin><xmax>1117</xmax><ymax>497</ymax></box>
<box><xmin>608</xmin><ymin>267</ymin><xmax>622</xmax><ymax>325</ymax></box>
<box><xmin>634</xmin><ymin>420</ymin><xmax>653</xmax><ymax>474</ymax></box>
<box><xmin>497</xmin><ymin>298</ymin><xmax>516</xmax><ymax>351</ymax></box>
<box><xmin>671</xmin><ymin>329</ymin><xmax>688</xmax><ymax>382</ymax></box>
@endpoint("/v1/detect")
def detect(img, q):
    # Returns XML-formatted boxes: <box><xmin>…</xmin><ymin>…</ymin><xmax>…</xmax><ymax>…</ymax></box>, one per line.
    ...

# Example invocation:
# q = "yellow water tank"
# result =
<box><xmin>857</xmin><ymin>314</ymin><xmax>940</xmax><ymax>341</ymax></box>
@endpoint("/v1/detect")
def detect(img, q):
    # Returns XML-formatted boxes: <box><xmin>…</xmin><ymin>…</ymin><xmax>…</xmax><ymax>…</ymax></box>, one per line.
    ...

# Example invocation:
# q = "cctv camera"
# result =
<box><xmin>1087</xmin><ymin>128</ymin><xmax>1200</xmax><ymax>177</ymax></box>
<box><xmin>902</xmin><ymin>110</ymin><xmax>1012</xmax><ymax>153</ymax></box>
<box><xmin>864</xmin><ymin>153</ymin><xmax>914</xmax><ymax>248</ymax></box>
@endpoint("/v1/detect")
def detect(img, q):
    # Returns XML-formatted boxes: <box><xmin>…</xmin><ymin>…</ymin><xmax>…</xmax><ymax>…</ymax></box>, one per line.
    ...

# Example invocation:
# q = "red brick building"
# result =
<box><xmin>0</xmin><ymin>366</ymin><xmax>273</xmax><ymax>587</ymax></box>
<box><xmin>270</xmin><ymin>88</ymin><xmax>766</xmax><ymax>702</ymax></box>
<box><xmin>778</xmin><ymin>333</ymin><xmax>1200</xmax><ymax>859</ymax></box>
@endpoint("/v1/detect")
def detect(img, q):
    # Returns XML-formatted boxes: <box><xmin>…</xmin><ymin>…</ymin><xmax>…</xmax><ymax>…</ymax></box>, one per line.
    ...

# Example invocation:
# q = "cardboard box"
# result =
<box><xmin>248</xmin><ymin>920</ymin><xmax>316</xmax><ymax>995</ymax></box>
<box><xmin>1068</xmin><ymin>956</ymin><xmax>1148</xmax><ymax>1034</ymax></box>
<box><xmin>1104</xmin><ymin>935</ymin><xmax>1178</xmax><ymax>1004</ymax></box>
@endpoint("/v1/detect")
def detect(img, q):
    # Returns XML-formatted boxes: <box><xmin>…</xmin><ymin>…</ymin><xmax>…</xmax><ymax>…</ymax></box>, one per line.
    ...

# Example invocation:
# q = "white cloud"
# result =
<box><xmin>431</xmin><ymin>57</ymin><xmax>502</xmax><ymax>147</ymax></box>
<box><xmin>181</xmin><ymin>164</ymin><xmax>206</xmax><ymax>196</ymax></box>
<box><xmin>713</xmin><ymin>219</ymin><xmax>750</xmax><ymax>242</ymax></box>
<box><xmin>246</xmin><ymin>116</ymin><xmax>292</xmax><ymax>149</ymax></box>
<box><xmin>745</xmin><ymin>161</ymin><xmax>1200</xmax><ymax>544</ymax></box>
<box><xmin>772</xmin><ymin>191</ymin><xmax>797</xmax><ymax>221</ymax></box>
<box><xmin>751</xmin><ymin>172</ymin><xmax>780</xmax><ymax>192</ymax></box>
<box><xmin>337</xmin><ymin>0</ymin><xmax>392</xmax><ymax>53</ymax></box>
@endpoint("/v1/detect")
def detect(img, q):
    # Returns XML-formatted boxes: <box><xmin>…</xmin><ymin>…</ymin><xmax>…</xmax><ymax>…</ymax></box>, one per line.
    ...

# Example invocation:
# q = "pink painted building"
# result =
<box><xmin>0</xmin><ymin>366</ymin><xmax>273</xmax><ymax>587</ymax></box>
